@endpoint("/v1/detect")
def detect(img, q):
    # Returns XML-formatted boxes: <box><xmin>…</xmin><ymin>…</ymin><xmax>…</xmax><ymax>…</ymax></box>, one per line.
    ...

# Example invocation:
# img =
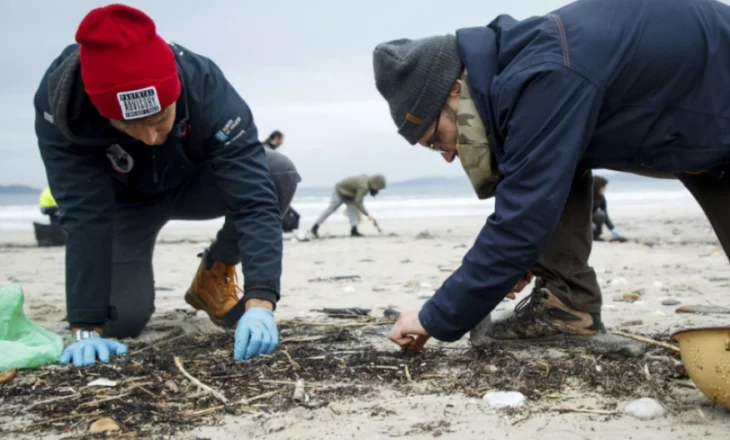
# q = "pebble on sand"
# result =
<box><xmin>624</xmin><ymin>398</ymin><xmax>667</xmax><ymax>420</ymax></box>
<box><xmin>483</xmin><ymin>391</ymin><xmax>525</xmax><ymax>408</ymax></box>
<box><xmin>661</xmin><ymin>299</ymin><xmax>681</xmax><ymax>306</ymax></box>
<box><xmin>89</xmin><ymin>418</ymin><xmax>121</xmax><ymax>434</ymax></box>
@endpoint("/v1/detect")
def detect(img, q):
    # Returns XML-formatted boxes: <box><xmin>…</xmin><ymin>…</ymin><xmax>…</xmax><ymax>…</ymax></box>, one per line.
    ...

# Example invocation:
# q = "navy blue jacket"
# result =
<box><xmin>420</xmin><ymin>0</ymin><xmax>730</xmax><ymax>341</ymax></box>
<box><xmin>34</xmin><ymin>43</ymin><xmax>282</xmax><ymax>327</ymax></box>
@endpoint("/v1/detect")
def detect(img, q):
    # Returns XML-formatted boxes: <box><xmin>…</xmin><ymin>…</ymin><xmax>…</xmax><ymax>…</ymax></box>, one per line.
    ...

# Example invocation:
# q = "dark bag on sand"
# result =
<box><xmin>282</xmin><ymin>207</ymin><xmax>300</xmax><ymax>232</ymax></box>
<box><xmin>33</xmin><ymin>222</ymin><xmax>66</xmax><ymax>247</ymax></box>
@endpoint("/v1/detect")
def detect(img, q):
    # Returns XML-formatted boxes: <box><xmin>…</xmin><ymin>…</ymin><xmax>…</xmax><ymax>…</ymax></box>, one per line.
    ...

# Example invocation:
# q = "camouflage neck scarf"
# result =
<box><xmin>456</xmin><ymin>70</ymin><xmax>502</xmax><ymax>200</ymax></box>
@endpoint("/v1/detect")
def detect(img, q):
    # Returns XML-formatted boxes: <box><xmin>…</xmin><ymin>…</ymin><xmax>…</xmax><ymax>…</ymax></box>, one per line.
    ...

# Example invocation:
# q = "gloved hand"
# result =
<box><xmin>60</xmin><ymin>337</ymin><xmax>128</xmax><ymax>367</ymax></box>
<box><xmin>234</xmin><ymin>307</ymin><xmax>279</xmax><ymax>360</ymax></box>
<box><xmin>610</xmin><ymin>228</ymin><xmax>621</xmax><ymax>238</ymax></box>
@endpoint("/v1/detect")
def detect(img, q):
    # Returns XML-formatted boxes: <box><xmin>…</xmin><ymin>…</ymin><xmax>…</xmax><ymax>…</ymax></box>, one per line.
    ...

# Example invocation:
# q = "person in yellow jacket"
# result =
<box><xmin>39</xmin><ymin>187</ymin><xmax>60</xmax><ymax>224</ymax></box>
<box><xmin>310</xmin><ymin>174</ymin><xmax>386</xmax><ymax>237</ymax></box>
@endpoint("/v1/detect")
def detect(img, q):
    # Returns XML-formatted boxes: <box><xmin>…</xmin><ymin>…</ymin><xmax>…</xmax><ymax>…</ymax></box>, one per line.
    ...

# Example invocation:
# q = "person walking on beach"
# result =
<box><xmin>263</xmin><ymin>130</ymin><xmax>285</xmax><ymax>150</ymax></box>
<box><xmin>592</xmin><ymin>176</ymin><xmax>625</xmax><ymax>242</ymax></box>
<box><xmin>310</xmin><ymin>174</ymin><xmax>386</xmax><ymax>238</ymax></box>
<box><xmin>34</xmin><ymin>4</ymin><xmax>300</xmax><ymax>367</ymax></box>
<box><xmin>372</xmin><ymin>0</ymin><xmax>730</xmax><ymax>351</ymax></box>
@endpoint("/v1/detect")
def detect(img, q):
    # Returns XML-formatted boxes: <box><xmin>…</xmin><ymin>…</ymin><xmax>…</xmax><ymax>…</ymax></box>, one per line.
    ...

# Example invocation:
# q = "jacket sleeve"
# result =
<box><xmin>419</xmin><ymin>65</ymin><xmax>604</xmax><ymax>342</ymax></box>
<box><xmin>198</xmin><ymin>60</ymin><xmax>283</xmax><ymax>314</ymax></box>
<box><xmin>35</xmin><ymin>108</ymin><xmax>116</xmax><ymax>328</ymax></box>
<box><xmin>600</xmin><ymin>196</ymin><xmax>614</xmax><ymax>229</ymax></box>
<box><xmin>353</xmin><ymin>188</ymin><xmax>370</xmax><ymax>216</ymax></box>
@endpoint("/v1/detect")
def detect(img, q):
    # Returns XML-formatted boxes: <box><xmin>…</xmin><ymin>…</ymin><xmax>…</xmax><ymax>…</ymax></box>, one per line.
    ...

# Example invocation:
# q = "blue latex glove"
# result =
<box><xmin>610</xmin><ymin>228</ymin><xmax>621</xmax><ymax>238</ymax></box>
<box><xmin>60</xmin><ymin>338</ymin><xmax>128</xmax><ymax>367</ymax></box>
<box><xmin>234</xmin><ymin>308</ymin><xmax>278</xmax><ymax>360</ymax></box>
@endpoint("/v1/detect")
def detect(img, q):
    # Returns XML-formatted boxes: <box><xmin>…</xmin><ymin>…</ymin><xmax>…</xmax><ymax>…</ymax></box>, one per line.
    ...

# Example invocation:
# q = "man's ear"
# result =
<box><xmin>449</xmin><ymin>79</ymin><xmax>462</xmax><ymax>98</ymax></box>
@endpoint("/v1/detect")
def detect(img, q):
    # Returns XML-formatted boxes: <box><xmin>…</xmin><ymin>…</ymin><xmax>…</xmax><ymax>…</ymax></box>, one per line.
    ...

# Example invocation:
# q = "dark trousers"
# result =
<box><xmin>592</xmin><ymin>208</ymin><xmax>607</xmax><ymax>240</ymax></box>
<box><xmin>105</xmin><ymin>148</ymin><xmax>300</xmax><ymax>338</ymax></box>
<box><xmin>538</xmin><ymin>168</ymin><xmax>730</xmax><ymax>315</ymax></box>
<box><xmin>530</xmin><ymin>170</ymin><xmax>603</xmax><ymax>314</ymax></box>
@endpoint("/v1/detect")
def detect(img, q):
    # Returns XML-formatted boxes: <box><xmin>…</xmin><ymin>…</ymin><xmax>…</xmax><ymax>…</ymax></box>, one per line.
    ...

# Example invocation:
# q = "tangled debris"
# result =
<box><xmin>0</xmin><ymin>322</ymin><xmax>688</xmax><ymax>438</ymax></box>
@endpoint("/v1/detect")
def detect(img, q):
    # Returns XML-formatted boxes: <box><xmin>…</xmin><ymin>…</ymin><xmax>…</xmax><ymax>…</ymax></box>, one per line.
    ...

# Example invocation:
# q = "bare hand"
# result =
<box><xmin>389</xmin><ymin>310</ymin><xmax>431</xmax><ymax>352</ymax></box>
<box><xmin>506</xmin><ymin>271</ymin><xmax>534</xmax><ymax>300</ymax></box>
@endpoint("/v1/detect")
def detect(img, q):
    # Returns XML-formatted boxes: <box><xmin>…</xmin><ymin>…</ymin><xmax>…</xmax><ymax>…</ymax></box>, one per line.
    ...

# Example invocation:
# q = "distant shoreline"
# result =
<box><xmin>0</xmin><ymin>185</ymin><xmax>40</xmax><ymax>194</ymax></box>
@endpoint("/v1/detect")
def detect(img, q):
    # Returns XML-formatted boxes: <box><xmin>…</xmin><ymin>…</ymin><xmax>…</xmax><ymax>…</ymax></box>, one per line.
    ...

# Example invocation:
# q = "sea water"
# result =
<box><xmin>0</xmin><ymin>172</ymin><xmax>694</xmax><ymax>231</ymax></box>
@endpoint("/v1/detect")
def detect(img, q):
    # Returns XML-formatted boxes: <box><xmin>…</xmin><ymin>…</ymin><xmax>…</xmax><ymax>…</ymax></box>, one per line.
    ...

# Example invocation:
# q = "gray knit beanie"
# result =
<box><xmin>373</xmin><ymin>35</ymin><xmax>462</xmax><ymax>145</ymax></box>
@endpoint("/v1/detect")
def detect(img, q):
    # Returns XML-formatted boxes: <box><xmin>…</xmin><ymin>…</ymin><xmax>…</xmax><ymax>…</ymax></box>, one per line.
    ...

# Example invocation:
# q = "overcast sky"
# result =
<box><xmin>1</xmin><ymin>0</ymin><xmax>614</xmax><ymax>188</ymax></box>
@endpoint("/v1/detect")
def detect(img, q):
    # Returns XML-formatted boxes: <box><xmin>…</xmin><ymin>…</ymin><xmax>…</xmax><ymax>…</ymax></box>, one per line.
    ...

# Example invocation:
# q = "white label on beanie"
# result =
<box><xmin>117</xmin><ymin>86</ymin><xmax>162</xmax><ymax>120</ymax></box>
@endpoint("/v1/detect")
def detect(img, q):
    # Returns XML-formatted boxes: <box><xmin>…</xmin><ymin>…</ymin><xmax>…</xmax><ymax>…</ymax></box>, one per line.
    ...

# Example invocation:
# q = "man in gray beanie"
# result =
<box><xmin>373</xmin><ymin>0</ymin><xmax>730</xmax><ymax>353</ymax></box>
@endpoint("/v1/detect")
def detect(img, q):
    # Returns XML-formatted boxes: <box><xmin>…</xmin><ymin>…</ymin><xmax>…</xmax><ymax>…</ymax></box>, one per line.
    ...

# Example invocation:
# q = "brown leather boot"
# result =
<box><xmin>185</xmin><ymin>250</ymin><xmax>241</xmax><ymax>326</ymax></box>
<box><xmin>471</xmin><ymin>287</ymin><xmax>604</xmax><ymax>346</ymax></box>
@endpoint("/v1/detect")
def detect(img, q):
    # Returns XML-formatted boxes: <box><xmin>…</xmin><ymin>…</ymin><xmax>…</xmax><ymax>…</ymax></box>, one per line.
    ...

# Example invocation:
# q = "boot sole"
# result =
<box><xmin>184</xmin><ymin>289</ymin><xmax>223</xmax><ymax>327</ymax></box>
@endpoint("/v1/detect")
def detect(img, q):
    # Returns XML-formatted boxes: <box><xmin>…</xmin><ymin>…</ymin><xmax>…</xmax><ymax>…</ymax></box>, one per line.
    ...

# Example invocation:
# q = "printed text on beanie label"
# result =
<box><xmin>117</xmin><ymin>86</ymin><xmax>162</xmax><ymax>120</ymax></box>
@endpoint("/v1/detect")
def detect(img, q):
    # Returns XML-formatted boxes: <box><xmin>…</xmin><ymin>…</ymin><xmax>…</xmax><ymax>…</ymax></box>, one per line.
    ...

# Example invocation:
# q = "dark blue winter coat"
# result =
<box><xmin>420</xmin><ymin>0</ymin><xmax>730</xmax><ymax>341</ymax></box>
<box><xmin>34</xmin><ymin>42</ymin><xmax>282</xmax><ymax>327</ymax></box>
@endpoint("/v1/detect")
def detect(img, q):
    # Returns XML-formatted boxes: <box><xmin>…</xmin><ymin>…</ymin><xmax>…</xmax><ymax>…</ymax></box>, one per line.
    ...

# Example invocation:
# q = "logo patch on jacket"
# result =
<box><xmin>106</xmin><ymin>144</ymin><xmax>134</xmax><ymax>174</ymax></box>
<box><xmin>117</xmin><ymin>86</ymin><xmax>161</xmax><ymax>120</ymax></box>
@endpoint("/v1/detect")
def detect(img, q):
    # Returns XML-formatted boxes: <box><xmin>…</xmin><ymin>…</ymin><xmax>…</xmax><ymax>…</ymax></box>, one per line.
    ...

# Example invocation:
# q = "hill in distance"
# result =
<box><xmin>0</xmin><ymin>184</ymin><xmax>40</xmax><ymax>194</ymax></box>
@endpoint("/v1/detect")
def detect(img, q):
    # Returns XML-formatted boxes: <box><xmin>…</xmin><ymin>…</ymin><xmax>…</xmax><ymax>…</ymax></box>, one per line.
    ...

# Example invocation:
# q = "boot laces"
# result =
<box><xmin>513</xmin><ymin>288</ymin><xmax>546</xmax><ymax>318</ymax></box>
<box><xmin>214</xmin><ymin>264</ymin><xmax>242</xmax><ymax>301</ymax></box>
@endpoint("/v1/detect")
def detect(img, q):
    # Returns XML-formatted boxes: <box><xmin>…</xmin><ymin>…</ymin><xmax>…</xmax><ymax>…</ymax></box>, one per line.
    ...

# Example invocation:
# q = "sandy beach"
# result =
<box><xmin>2</xmin><ymin>202</ymin><xmax>730</xmax><ymax>439</ymax></box>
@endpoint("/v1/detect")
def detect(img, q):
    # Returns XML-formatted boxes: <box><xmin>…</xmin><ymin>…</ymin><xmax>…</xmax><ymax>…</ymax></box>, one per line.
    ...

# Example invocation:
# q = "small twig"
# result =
<box><xmin>77</xmin><ymin>391</ymin><xmax>133</xmax><ymax>408</ymax></box>
<box><xmin>280</xmin><ymin>320</ymin><xmax>390</xmax><ymax>328</ymax></box>
<box><xmin>372</xmin><ymin>365</ymin><xmax>399</xmax><ymax>370</ymax></box>
<box><xmin>260</xmin><ymin>379</ymin><xmax>297</xmax><ymax>385</ymax></box>
<box><xmin>17</xmin><ymin>411</ymin><xmax>103</xmax><ymax>432</ymax></box>
<box><xmin>28</xmin><ymin>392</ymin><xmax>81</xmax><ymax>408</ymax></box>
<box><xmin>532</xmin><ymin>360</ymin><xmax>550</xmax><ymax>378</ymax></box>
<box><xmin>512</xmin><ymin>411</ymin><xmax>533</xmax><ymax>426</ymax></box>
<box><xmin>174</xmin><ymin>356</ymin><xmax>228</xmax><ymax>404</ymax></box>
<box><xmin>404</xmin><ymin>365</ymin><xmax>412</xmax><ymax>382</ymax></box>
<box><xmin>552</xmin><ymin>407</ymin><xmax>619</xmax><ymax>415</ymax></box>
<box><xmin>419</xmin><ymin>374</ymin><xmax>447</xmax><ymax>380</ymax></box>
<box><xmin>241</xmin><ymin>389</ymin><xmax>284</xmax><ymax>405</ymax></box>
<box><xmin>283</xmin><ymin>348</ymin><xmax>302</xmax><ymax>371</ymax></box>
<box><xmin>135</xmin><ymin>384</ymin><xmax>158</xmax><ymax>398</ymax></box>
<box><xmin>611</xmin><ymin>330</ymin><xmax>680</xmax><ymax>353</ymax></box>
<box><xmin>132</xmin><ymin>331</ymin><xmax>198</xmax><ymax>355</ymax></box>
<box><xmin>281</xmin><ymin>335</ymin><xmax>330</xmax><ymax>343</ymax></box>
<box><xmin>185</xmin><ymin>390</ymin><xmax>284</xmax><ymax>419</ymax></box>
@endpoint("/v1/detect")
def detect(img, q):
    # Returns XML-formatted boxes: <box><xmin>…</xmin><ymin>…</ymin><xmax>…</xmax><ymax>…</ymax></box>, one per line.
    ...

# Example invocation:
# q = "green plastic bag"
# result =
<box><xmin>0</xmin><ymin>284</ymin><xmax>64</xmax><ymax>371</ymax></box>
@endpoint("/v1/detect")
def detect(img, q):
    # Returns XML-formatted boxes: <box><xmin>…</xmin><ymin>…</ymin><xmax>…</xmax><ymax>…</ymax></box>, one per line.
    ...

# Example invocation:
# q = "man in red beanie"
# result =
<box><xmin>34</xmin><ymin>4</ymin><xmax>300</xmax><ymax>367</ymax></box>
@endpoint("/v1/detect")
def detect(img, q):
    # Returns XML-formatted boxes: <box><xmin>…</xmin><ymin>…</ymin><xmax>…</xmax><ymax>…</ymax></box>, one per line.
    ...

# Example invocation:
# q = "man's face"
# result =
<box><xmin>416</xmin><ymin>80</ymin><xmax>462</xmax><ymax>163</ymax></box>
<box><xmin>109</xmin><ymin>104</ymin><xmax>177</xmax><ymax>146</ymax></box>
<box><xmin>271</xmin><ymin>135</ymin><xmax>284</xmax><ymax>146</ymax></box>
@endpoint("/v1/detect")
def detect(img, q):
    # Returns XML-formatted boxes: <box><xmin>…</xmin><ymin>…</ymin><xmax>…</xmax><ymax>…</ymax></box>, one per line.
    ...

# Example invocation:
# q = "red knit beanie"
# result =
<box><xmin>75</xmin><ymin>4</ymin><xmax>181</xmax><ymax>121</ymax></box>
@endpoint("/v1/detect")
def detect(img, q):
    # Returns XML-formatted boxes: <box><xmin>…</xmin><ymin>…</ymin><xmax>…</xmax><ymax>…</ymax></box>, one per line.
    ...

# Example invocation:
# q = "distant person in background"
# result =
<box><xmin>263</xmin><ymin>131</ymin><xmax>284</xmax><ymax>150</ymax></box>
<box><xmin>592</xmin><ymin>176</ymin><xmax>625</xmax><ymax>242</ymax></box>
<box><xmin>39</xmin><ymin>187</ymin><xmax>60</xmax><ymax>224</ymax></box>
<box><xmin>311</xmin><ymin>174</ymin><xmax>386</xmax><ymax>238</ymax></box>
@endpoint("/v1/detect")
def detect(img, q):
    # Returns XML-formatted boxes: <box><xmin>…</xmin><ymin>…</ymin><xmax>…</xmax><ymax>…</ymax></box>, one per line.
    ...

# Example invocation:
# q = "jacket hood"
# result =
<box><xmin>46</xmin><ymin>48</ymin><xmax>120</xmax><ymax>146</ymax></box>
<box><xmin>369</xmin><ymin>174</ymin><xmax>387</xmax><ymax>191</ymax></box>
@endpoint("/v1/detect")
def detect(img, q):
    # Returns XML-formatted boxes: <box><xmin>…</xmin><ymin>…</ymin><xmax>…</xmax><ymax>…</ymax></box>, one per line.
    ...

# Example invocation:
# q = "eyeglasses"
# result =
<box><xmin>426</xmin><ymin>114</ymin><xmax>447</xmax><ymax>153</ymax></box>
